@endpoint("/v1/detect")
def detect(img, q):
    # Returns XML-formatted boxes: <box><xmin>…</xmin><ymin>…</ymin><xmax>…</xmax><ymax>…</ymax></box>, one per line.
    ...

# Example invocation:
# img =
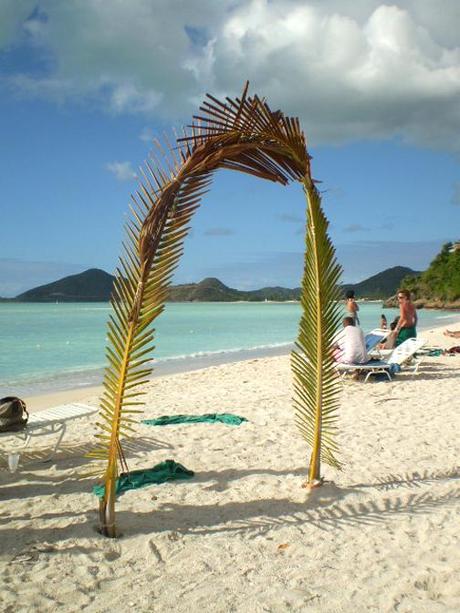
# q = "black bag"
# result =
<box><xmin>0</xmin><ymin>397</ymin><xmax>29</xmax><ymax>433</ymax></box>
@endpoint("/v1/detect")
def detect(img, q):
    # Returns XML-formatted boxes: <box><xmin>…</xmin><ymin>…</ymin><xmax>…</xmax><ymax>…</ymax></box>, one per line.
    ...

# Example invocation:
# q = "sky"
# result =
<box><xmin>1</xmin><ymin>0</ymin><xmax>459</xmax><ymax>296</ymax></box>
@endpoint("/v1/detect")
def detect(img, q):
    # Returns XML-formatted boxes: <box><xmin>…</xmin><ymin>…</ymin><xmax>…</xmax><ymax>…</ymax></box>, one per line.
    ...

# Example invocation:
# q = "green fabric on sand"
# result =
<box><xmin>93</xmin><ymin>460</ymin><xmax>194</xmax><ymax>499</ymax></box>
<box><xmin>428</xmin><ymin>349</ymin><xmax>443</xmax><ymax>356</ymax></box>
<box><xmin>142</xmin><ymin>413</ymin><xmax>248</xmax><ymax>427</ymax></box>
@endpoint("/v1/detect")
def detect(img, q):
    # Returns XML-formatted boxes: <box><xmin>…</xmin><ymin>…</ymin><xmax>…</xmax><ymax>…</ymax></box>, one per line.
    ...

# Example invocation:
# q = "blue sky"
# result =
<box><xmin>1</xmin><ymin>1</ymin><xmax>459</xmax><ymax>296</ymax></box>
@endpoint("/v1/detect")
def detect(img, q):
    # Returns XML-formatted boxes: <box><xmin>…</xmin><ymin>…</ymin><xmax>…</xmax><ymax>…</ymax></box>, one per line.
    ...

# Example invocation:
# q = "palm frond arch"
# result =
<box><xmin>91</xmin><ymin>83</ymin><xmax>343</xmax><ymax>537</ymax></box>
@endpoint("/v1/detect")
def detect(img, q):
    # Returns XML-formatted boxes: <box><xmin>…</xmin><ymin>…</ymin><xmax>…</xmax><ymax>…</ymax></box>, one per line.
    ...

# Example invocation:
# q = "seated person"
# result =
<box><xmin>379</xmin><ymin>318</ymin><xmax>399</xmax><ymax>350</ymax></box>
<box><xmin>444</xmin><ymin>345</ymin><xmax>460</xmax><ymax>354</ymax></box>
<box><xmin>333</xmin><ymin>317</ymin><xmax>369</xmax><ymax>364</ymax></box>
<box><xmin>444</xmin><ymin>329</ymin><xmax>460</xmax><ymax>339</ymax></box>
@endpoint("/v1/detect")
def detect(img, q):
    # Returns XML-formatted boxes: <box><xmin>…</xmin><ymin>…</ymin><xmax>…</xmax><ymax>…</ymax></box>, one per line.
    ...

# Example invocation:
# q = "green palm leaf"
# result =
<box><xmin>291</xmin><ymin>181</ymin><xmax>343</xmax><ymax>485</ymax></box>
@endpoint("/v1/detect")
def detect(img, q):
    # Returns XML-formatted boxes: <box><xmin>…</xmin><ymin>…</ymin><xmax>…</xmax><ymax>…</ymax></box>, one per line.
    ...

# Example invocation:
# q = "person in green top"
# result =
<box><xmin>395</xmin><ymin>288</ymin><xmax>417</xmax><ymax>346</ymax></box>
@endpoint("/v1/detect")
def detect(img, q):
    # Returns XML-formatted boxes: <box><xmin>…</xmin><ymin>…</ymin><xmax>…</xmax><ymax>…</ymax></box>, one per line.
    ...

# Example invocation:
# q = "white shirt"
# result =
<box><xmin>334</xmin><ymin>325</ymin><xmax>369</xmax><ymax>364</ymax></box>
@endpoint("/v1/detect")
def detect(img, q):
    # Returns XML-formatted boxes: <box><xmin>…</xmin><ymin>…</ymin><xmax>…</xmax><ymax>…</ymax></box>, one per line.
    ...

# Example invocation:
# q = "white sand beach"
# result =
<box><xmin>1</xmin><ymin>324</ymin><xmax>459</xmax><ymax>612</ymax></box>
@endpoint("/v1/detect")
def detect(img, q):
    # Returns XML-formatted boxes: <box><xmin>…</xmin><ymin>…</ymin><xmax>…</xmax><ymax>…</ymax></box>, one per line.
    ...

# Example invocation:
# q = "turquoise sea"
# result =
<box><xmin>1</xmin><ymin>302</ymin><xmax>459</xmax><ymax>397</ymax></box>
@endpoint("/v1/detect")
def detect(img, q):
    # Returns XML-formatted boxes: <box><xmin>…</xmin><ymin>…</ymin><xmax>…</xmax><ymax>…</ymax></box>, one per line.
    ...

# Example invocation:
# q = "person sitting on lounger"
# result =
<box><xmin>444</xmin><ymin>345</ymin><xmax>460</xmax><ymax>354</ymax></box>
<box><xmin>333</xmin><ymin>317</ymin><xmax>369</xmax><ymax>364</ymax></box>
<box><xmin>444</xmin><ymin>329</ymin><xmax>460</xmax><ymax>339</ymax></box>
<box><xmin>379</xmin><ymin>318</ymin><xmax>399</xmax><ymax>350</ymax></box>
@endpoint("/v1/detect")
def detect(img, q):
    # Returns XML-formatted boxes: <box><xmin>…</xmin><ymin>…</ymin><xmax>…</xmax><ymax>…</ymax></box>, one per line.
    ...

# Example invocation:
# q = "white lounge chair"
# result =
<box><xmin>337</xmin><ymin>337</ymin><xmax>427</xmax><ymax>383</ymax></box>
<box><xmin>0</xmin><ymin>402</ymin><xmax>97</xmax><ymax>463</ymax></box>
<box><xmin>364</xmin><ymin>328</ymin><xmax>389</xmax><ymax>352</ymax></box>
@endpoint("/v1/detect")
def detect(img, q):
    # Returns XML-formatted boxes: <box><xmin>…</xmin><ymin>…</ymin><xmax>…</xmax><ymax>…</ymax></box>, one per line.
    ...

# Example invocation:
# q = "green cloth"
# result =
<box><xmin>142</xmin><ymin>413</ymin><xmax>248</xmax><ymax>427</ymax></box>
<box><xmin>93</xmin><ymin>460</ymin><xmax>194</xmax><ymax>499</ymax></box>
<box><xmin>395</xmin><ymin>326</ymin><xmax>417</xmax><ymax>347</ymax></box>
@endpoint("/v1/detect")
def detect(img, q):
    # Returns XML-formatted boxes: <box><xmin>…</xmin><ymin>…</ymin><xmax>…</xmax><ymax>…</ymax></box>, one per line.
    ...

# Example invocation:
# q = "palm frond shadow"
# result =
<box><xmin>0</xmin><ymin>471</ymin><xmax>96</xmax><ymax>500</ymax></box>
<box><xmin>0</xmin><ymin>436</ymin><xmax>174</xmax><ymax>501</ymax></box>
<box><xmin>173</xmin><ymin>464</ymin><xmax>460</xmax><ymax>494</ymax></box>
<box><xmin>119</xmin><ymin>482</ymin><xmax>460</xmax><ymax>538</ymax></box>
<box><xmin>362</xmin><ymin>467</ymin><xmax>460</xmax><ymax>491</ymax></box>
<box><xmin>11</xmin><ymin>435</ymin><xmax>172</xmax><ymax>468</ymax></box>
<box><xmin>1</xmin><ymin>472</ymin><xmax>458</xmax><ymax>546</ymax></box>
<box><xmin>0</xmin><ymin>510</ymin><xmax>88</xmax><ymax>525</ymax></box>
<box><xmin>0</xmin><ymin>517</ymin><xmax>119</xmax><ymax>560</ymax></box>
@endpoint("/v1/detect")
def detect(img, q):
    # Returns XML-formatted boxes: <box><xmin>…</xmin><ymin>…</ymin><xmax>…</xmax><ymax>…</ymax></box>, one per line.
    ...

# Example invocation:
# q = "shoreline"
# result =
<box><xmin>4</xmin><ymin>305</ymin><xmax>460</xmax><ymax>402</ymax></box>
<box><xmin>23</xmin><ymin>342</ymin><xmax>294</xmax><ymax>411</ymax></box>
<box><xmin>23</xmin><ymin>319</ymin><xmax>460</xmax><ymax>412</ymax></box>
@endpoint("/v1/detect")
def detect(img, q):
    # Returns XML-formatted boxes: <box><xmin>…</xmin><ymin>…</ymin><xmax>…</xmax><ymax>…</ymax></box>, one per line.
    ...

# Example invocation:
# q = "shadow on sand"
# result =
<box><xmin>0</xmin><ymin>435</ymin><xmax>173</xmax><ymax>500</ymax></box>
<box><xmin>1</xmin><ymin>465</ymin><xmax>459</xmax><ymax>553</ymax></box>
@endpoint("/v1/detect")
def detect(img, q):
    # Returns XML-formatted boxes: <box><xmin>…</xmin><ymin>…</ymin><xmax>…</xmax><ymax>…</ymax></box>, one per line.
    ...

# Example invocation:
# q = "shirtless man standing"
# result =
<box><xmin>395</xmin><ymin>289</ymin><xmax>417</xmax><ymax>346</ymax></box>
<box><xmin>345</xmin><ymin>290</ymin><xmax>360</xmax><ymax>325</ymax></box>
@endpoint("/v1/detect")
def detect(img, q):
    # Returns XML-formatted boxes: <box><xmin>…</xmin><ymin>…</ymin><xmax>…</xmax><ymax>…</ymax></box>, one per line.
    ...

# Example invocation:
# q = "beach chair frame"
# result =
<box><xmin>337</xmin><ymin>337</ymin><xmax>427</xmax><ymax>382</ymax></box>
<box><xmin>0</xmin><ymin>403</ymin><xmax>97</xmax><ymax>463</ymax></box>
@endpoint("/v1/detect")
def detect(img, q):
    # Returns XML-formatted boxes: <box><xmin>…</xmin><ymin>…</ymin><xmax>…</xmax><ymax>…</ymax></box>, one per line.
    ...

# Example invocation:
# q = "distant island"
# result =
<box><xmin>12</xmin><ymin>269</ymin><xmax>116</xmax><ymax>302</ymax></box>
<box><xmin>1</xmin><ymin>265</ymin><xmax>421</xmax><ymax>303</ymax></box>
<box><xmin>341</xmin><ymin>266</ymin><xmax>420</xmax><ymax>300</ymax></box>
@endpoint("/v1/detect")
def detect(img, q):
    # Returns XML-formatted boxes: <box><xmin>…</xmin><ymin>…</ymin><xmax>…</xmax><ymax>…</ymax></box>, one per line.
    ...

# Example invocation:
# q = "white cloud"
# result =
<box><xmin>0</xmin><ymin>0</ymin><xmax>35</xmax><ymax>47</ymax></box>
<box><xmin>106</xmin><ymin>161</ymin><xmax>138</xmax><ymax>181</ymax></box>
<box><xmin>109</xmin><ymin>82</ymin><xmax>162</xmax><ymax>114</ymax></box>
<box><xmin>3</xmin><ymin>1</ymin><xmax>460</xmax><ymax>150</ymax></box>
<box><xmin>139</xmin><ymin>126</ymin><xmax>155</xmax><ymax>143</ymax></box>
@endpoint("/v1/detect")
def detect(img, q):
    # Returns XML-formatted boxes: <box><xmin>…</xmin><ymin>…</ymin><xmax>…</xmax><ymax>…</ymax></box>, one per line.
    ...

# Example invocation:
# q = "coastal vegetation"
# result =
<box><xmin>384</xmin><ymin>243</ymin><xmax>460</xmax><ymax>309</ymax></box>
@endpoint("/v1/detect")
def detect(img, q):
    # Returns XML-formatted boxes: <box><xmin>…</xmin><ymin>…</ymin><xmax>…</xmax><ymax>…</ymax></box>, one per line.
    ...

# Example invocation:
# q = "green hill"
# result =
<box><xmin>341</xmin><ymin>266</ymin><xmax>420</xmax><ymax>299</ymax></box>
<box><xmin>168</xmin><ymin>278</ymin><xmax>300</xmax><ymax>301</ymax></box>
<box><xmin>395</xmin><ymin>242</ymin><xmax>460</xmax><ymax>308</ymax></box>
<box><xmin>10</xmin><ymin>264</ymin><xmax>428</xmax><ymax>303</ymax></box>
<box><xmin>168</xmin><ymin>278</ymin><xmax>241</xmax><ymax>301</ymax></box>
<box><xmin>12</xmin><ymin>270</ymin><xmax>300</xmax><ymax>302</ymax></box>
<box><xmin>16</xmin><ymin>268</ymin><xmax>115</xmax><ymax>302</ymax></box>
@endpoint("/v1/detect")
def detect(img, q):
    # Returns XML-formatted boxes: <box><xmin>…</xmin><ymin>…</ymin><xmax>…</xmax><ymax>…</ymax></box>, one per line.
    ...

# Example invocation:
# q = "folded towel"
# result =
<box><xmin>142</xmin><ymin>413</ymin><xmax>248</xmax><ymax>427</ymax></box>
<box><xmin>93</xmin><ymin>460</ymin><xmax>194</xmax><ymax>498</ymax></box>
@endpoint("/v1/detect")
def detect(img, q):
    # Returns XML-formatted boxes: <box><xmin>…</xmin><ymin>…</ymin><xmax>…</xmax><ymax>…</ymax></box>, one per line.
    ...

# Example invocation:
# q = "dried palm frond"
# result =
<box><xmin>92</xmin><ymin>82</ymin><xmax>342</xmax><ymax>537</ymax></box>
<box><xmin>90</xmin><ymin>147</ymin><xmax>211</xmax><ymax>536</ymax></box>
